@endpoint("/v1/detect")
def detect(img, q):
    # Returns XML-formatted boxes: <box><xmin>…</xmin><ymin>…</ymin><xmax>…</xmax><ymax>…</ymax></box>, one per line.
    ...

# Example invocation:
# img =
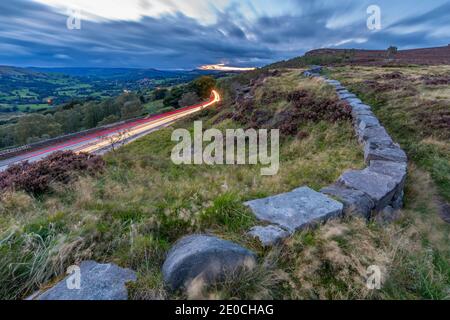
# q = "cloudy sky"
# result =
<box><xmin>1</xmin><ymin>0</ymin><xmax>449</xmax><ymax>69</ymax></box>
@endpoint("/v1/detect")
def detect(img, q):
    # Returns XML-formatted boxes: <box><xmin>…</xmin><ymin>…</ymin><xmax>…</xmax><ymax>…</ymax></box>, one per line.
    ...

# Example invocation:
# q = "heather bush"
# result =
<box><xmin>0</xmin><ymin>151</ymin><xmax>105</xmax><ymax>195</ymax></box>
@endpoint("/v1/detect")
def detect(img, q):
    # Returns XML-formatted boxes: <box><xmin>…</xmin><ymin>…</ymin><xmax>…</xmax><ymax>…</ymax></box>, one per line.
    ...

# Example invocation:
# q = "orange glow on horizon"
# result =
<box><xmin>199</xmin><ymin>64</ymin><xmax>256</xmax><ymax>72</ymax></box>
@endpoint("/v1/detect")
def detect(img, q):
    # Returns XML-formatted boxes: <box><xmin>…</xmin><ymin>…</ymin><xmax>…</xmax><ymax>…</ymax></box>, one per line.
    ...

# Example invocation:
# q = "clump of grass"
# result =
<box><xmin>199</xmin><ymin>193</ymin><xmax>255</xmax><ymax>234</ymax></box>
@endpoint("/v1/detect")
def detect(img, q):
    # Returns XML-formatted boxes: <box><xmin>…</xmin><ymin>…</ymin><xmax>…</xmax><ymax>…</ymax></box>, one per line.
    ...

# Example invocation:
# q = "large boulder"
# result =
<box><xmin>321</xmin><ymin>184</ymin><xmax>375</xmax><ymax>219</ymax></box>
<box><xmin>245</xmin><ymin>186</ymin><xmax>343</xmax><ymax>232</ymax></box>
<box><xmin>248</xmin><ymin>225</ymin><xmax>290</xmax><ymax>246</ymax></box>
<box><xmin>162</xmin><ymin>235</ymin><xmax>256</xmax><ymax>291</ymax></box>
<box><xmin>29</xmin><ymin>261</ymin><xmax>136</xmax><ymax>300</ymax></box>
<box><xmin>338</xmin><ymin>169</ymin><xmax>398</xmax><ymax>210</ymax></box>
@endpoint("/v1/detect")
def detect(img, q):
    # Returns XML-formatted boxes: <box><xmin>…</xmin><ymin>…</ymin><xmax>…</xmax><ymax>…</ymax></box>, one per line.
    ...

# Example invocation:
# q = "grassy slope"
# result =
<box><xmin>0</xmin><ymin>67</ymin><xmax>449</xmax><ymax>300</ymax></box>
<box><xmin>0</xmin><ymin>70</ymin><xmax>365</xmax><ymax>299</ymax></box>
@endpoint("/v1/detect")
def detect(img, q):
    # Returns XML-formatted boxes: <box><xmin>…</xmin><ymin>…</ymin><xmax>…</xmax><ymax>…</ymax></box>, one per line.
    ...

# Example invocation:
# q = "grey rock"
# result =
<box><xmin>359</xmin><ymin>126</ymin><xmax>393</xmax><ymax>146</ymax></box>
<box><xmin>351</xmin><ymin>103</ymin><xmax>372</xmax><ymax>111</ymax></box>
<box><xmin>162</xmin><ymin>235</ymin><xmax>256</xmax><ymax>291</ymax></box>
<box><xmin>344</xmin><ymin>98</ymin><xmax>362</xmax><ymax>105</ymax></box>
<box><xmin>309</xmin><ymin>66</ymin><xmax>322</xmax><ymax>73</ymax></box>
<box><xmin>321</xmin><ymin>184</ymin><xmax>374</xmax><ymax>219</ymax></box>
<box><xmin>356</xmin><ymin>116</ymin><xmax>381</xmax><ymax>135</ymax></box>
<box><xmin>338</xmin><ymin>169</ymin><xmax>398</xmax><ymax>210</ymax></box>
<box><xmin>364</xmin><ymin>144</ymin><xmax>408</xmax><ymax>164</ymax></box>
<box><xmin>325</xmin><ymin>80</ymin><xmax>341</xmax><ymax>86</ymax></box>
<box><xmin>339</xmin><ymin>92</ymin><xmax>357</xmax><ymax>99</ymax></box>
<box><xmin>348</xmin><ymin>101</ymin><xmax>367</xmax><ymax>109</ymax></box>
<box><xmin>391</xmin><ymin>191</ymin><xmax>404</xmax><ymax>209</ymax></box>
<box><xmin>248</xmin><ymin>225</ymin><xmax>290</xmax><ymax>246</ymax></box>
<box><xmin>368</xmin><ymin>160</ymin><xmax>407</xmax><ymax>187</ymax></box>
<box><xmin>352</xmin><ymin>107</ymin><xmax>374</xmax><ymax>119</ymax></box>
<box><xmin>335</xmin><ymin>85</ymin><xmax>346</xmax><ymax>91</ymax></box>
<box><xmin>30</xmin><ymin>261</ymin><xmax>136</xmax><ymax>300</ymax></box>
<box><xmin>245</xmin><ymin>186</ymin><xmax>343</xmax><ymax>232</ymax></box>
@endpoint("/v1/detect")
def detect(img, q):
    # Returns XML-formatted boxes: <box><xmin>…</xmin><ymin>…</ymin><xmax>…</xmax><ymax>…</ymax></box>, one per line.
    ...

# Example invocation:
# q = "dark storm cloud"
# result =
<box><xmin>0</xmin><ymin>0</ymin><xmax>449</xmax><ymax>68</ymax></box>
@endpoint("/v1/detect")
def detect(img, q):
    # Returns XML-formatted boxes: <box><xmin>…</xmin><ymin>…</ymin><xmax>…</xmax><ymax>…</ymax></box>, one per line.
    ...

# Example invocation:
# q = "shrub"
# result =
<box><xmin>0</xmin><ymin>151</ymin><xmax>105</xmax><ymax>195</ymax></box>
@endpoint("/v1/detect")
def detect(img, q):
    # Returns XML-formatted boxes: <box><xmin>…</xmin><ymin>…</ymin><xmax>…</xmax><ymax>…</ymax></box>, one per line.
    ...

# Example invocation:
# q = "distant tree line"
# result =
<box><xmin>0</xmin><ymin>76</ymin><xmax>216</xmax><ymax>149</ymax></box>
<box><xmin>0</xmin><ymin>92</ymin><xmax>144</xmax><ymax>148</ymax></box>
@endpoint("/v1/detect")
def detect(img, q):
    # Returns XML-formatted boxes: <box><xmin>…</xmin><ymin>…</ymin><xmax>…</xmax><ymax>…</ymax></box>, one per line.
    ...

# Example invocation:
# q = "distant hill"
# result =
<box><xmin>0</xmin><ymin>66</ymin><xmax>41</xmax><ymax>76</ymax></box>
<box><xmin>0</xmin><ymin>65</ymin><xmax>223</xmax><ymax>113</ymax></box>
<box><xmin>305</xmin><ymin>45</ymin><xmax>450</xmax><ymax>65</ymax></box>
<box><xmin>269</xmin><ymin>44</ymin><xmax>450</xmax><ymax>69</ymax></box>
<box><xmin>29</xmin><ymin>67</ymin><xmax>218</xmax><ymax>80</ymax></box>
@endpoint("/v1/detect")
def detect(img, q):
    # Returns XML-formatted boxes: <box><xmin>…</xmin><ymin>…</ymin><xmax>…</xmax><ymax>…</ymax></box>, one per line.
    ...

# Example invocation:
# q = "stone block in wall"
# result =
<box><xmin>364</xmin><ymin>143</ymin><xmax>408</xmax><ymax>164</ymax></box>
<box><xmin>321</xmin><ymin>183</ymin><xmax>375</xmax><ymax>219</ymax></box>
<box><xmin>338</xmin><ymin>169</ymin><xmax>398</xmax><ymax>211</ymax></box>
<box><xmin>359</xmin><ymin>125</ymin><xmax>394</xmax><ymax>147</ymax></box>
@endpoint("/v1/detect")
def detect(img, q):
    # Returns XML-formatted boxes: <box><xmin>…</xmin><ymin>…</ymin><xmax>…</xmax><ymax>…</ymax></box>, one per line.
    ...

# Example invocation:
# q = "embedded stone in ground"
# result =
<box><xmin>309</xmin><ymin>66</ymin><xmax>322</xmax><ymax>73</ymax></box>
<box><xmin>244</xmin><ymin>186</ymin><xmax>343</xmax><ymax>233</ymax></box>
<box><xmin>338</xmin><ymin>169</ymin><xmax>398</xmax><ymax>210</ymax></box>
<box><xmin>162</xmin><ymin>235</ymin><xmax>256</xmax><ymax>291</ymax></box>
<box><xmin>321</xmin><ymin>184</ymin><xmax>375</xmax><ymax>219</ymax></box>
<box><xmin>248</xmin><ymin>225</ymin><xmax>290</xmax><ymax>246</ymax></box>
<box><xmin>29</xmin><ymin>261</ymin><xmax>137</xmax><ymax>300</ymax></box>
<box><xmin>364</xmin><ymin>144</ymin><xmax>408</xmax><ymax>164</ymax></box>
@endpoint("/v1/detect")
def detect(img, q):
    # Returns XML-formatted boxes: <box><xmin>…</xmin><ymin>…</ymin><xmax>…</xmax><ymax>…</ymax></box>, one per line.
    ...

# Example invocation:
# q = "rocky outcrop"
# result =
<box><xmin>28</xmin><ymin>261</ymin><xmax>136</xmax><ymax>300</ymax></box>
<box><xmin>162</xmin><ymin>235</ymin><xmax>256</xmax><ymax>291</ymax></box>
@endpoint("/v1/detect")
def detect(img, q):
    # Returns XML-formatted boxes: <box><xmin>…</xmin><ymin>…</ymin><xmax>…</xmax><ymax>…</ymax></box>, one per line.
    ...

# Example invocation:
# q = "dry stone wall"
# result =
<box><xmin>247</xmin><ymin>65</ymin><xmax>408</xmax><ymax>245</ymax></box>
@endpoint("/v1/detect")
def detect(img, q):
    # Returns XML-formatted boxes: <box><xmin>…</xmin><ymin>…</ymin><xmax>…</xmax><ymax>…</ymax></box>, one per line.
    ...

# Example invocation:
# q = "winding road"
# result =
<box><xmin>0</xmin><ymin>90</ymin><xmax>220</xmax><ymax>171</ymax></box>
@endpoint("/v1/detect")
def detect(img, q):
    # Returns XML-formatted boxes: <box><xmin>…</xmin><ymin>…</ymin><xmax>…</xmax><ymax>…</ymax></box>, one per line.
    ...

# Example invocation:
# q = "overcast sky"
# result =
<box><xmin>1</xmin><ymin>0</ymin><xmax>449</xmax><ymax>69</ymax></box>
